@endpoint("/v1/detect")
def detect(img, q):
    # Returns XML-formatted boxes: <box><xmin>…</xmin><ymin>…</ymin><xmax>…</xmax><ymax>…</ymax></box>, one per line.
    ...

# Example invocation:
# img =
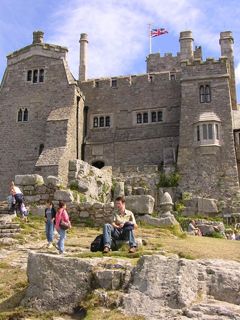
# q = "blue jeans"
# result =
<box><xmin>103</xmin><ymin>223</ymin><xmax>136</xmax><ymax>248</ymax></box>
<box><xmin>57</xmin><ymin>228</ymin><xmax>66</xmax><ymax>253</ymax></box>
<box><xmin>45</xmin><ymin>220</ymin><xmax>54</xmax><ymax>243</ymax></box>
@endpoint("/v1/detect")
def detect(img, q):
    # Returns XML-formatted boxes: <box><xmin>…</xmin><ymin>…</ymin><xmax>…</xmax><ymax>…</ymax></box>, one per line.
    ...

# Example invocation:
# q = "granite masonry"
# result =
<box><xmin>1</xmin><ymin>30</ymin><xmax>240</xmax><ymax>207</ymax></box>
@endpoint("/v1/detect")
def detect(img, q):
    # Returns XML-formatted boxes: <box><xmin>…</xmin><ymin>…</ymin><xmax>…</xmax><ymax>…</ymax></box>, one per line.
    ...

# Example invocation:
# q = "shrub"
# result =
<box><xmin>157</xmin><ymin>171</ymin><xmax>180</xmax><ymax>188</ymax></box>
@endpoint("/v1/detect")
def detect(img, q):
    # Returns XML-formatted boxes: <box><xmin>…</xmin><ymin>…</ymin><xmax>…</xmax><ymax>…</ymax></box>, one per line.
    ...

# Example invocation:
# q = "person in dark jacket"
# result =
<box><xmin>45</xmin><ymin>201</ymin><xmax>56</xmax><ymax>248</ymax></box>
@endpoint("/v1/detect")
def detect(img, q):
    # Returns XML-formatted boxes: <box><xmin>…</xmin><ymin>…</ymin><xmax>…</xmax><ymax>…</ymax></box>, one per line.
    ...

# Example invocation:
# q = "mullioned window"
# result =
<box><xmin>26</xmin><ymin>68</ymin><xmax>45</xmax><ymax>83</ymax></box>
<box><xmin>93</xmin><ymin>115</ymin><xmax>112</xmax><ymax>128</ymax></box>
<box><xmin>17</xmin><ymin>108</ymin><xmax>29</xmax><ymax>122</ymax></box>
<box><xmin>199</xmin><ymin>85</ymin><xmax>211</xmax><ymax>103</ymax></box>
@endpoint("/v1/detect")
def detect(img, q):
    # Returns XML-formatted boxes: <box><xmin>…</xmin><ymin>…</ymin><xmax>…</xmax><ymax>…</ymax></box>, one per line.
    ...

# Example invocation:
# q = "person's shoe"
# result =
<box><xmin>48</xmin><ymin>243</ymin><xmax>53</xmax><ymax>249</ymax></box>
<box><xmin>129</xmin><ymin>247</ymin><xmax>137</xmax><ymax>253</ymax></box>
<box><xmin>103</xmin><ymin>246</ymin><xmax>110</xmax><ymax>253</ymax></box>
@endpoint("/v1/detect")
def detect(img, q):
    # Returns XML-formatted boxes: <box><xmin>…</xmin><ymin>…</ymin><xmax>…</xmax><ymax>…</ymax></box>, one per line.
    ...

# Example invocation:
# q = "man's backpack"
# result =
<box><xmin>90</xmin><ymin>234</ymin><xmax>104</xmax><ymax>252</ymax></box>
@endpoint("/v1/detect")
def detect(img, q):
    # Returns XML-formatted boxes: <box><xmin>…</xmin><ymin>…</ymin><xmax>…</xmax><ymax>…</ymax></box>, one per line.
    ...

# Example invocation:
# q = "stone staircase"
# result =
<box><xmin>0</xmin><ymin>201</ymin><xmax>21</xmax><ymax>238</ymax></box>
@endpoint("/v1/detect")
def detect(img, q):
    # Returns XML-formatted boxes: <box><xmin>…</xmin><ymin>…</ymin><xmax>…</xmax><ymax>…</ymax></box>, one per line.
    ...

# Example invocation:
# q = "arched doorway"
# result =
<box><xmin>92</xmin><ymin>160</ymin><xmax>105</xmax><ymax>169</ymax></box>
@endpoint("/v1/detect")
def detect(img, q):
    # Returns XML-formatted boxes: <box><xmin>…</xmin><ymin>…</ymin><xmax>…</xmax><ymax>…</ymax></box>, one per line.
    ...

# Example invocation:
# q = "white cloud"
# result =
<box><xmin>49</xmin><ymin>0</ymin><xmax>240</xmax><ymax>80</ymax></box>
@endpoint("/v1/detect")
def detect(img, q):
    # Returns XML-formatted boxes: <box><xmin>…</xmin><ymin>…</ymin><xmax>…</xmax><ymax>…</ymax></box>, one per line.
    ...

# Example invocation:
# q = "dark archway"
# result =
<box><xmin>92</xmin><ymin>160</ymin><xmax>105</xmax><ymax>169</ymax></box>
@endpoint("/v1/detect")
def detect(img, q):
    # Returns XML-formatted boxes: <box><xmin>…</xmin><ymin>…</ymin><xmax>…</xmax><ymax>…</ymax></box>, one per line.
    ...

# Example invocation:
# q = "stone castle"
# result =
<box><xmin>1</xmin><ymin>30</ymin><xmax>240</xmax><ymax>203</ymax></box>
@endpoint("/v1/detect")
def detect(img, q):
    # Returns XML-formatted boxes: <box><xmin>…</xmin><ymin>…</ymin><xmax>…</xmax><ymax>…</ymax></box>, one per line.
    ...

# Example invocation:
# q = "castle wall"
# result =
<box><xmin>177</xmin><ymin>58</ymin><xmax>239</xmax><ymax>200</ymax></box>
<box><xmin>0</xmin><ymin>53</ymin><xmax>79</xmax><ymax>198</ymax></box>
<box><xmin>80</xmin><ymin>73</ymin><xmax>181</xmax><ymax>167</ymax></box>
<box><xmin>146</xmin><ymin>53</ymin><xmax>181</xmax><ymax>73</ymax></box>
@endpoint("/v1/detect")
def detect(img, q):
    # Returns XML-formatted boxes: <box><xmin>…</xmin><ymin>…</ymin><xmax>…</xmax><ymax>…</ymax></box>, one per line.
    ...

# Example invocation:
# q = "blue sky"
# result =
<box><xmin>1</xmin><ymin>0</ymin><xmax>240</xmax><ymax>102</ymax></box>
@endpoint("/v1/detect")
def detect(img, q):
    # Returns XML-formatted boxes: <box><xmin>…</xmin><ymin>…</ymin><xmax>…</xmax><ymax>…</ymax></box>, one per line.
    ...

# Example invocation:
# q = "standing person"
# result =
<box><xmin>10</xmin><ymin>181</ymin><xmax>23</xmax><ymax>214</ymax></box>
<box><xmin>102</xmin><ymin>196</ymin><xmax>138</xmax><ymax>253</ymax></box>
<box><xmin>55</xmin><ymin>201</ymin><xmax>71</xmax><ymax>254</ymax></box>
<box><xmin>45</xmin><ymin>201</ymin><xmax>56</xmax><ymax>248</ymax></box>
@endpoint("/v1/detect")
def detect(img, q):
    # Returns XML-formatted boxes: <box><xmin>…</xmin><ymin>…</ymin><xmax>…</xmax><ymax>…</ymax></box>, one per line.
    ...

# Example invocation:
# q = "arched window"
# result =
<box><xmin>18</xmin><ymin>109</ymin><xmax>23</xmax><ymax>122</ymax></box>
<box><xmin>39</xmin><ymin>144</ymin><xmax>44</xmax><ymax>155</ymax></box>
<box><xmin>93</xmin><ymin>117</ymin><xmax>98</xmax><ymax>128</ymax></box>
<box><xmin>23</xmin><ymin>108</ymin><xmax>28</xmax><ymax>122</ymax></box>
<box><xmin>92</xmin><ymin>160</ymin><xmax>105</xmax><ymax>169</ymax></box>
<box><xmin>137</xmin><ymin>113</ymin><xmax>142</xmax><ymax>124</ymax></box>
<box><xmin>33</xmin><ymin>70</ymin><xmax>38</xmax><ymax>83</ymax></box>
<box><xmin>27</xmin><ymin>70</ymin><xmax>32</xmax><ymax>82</ymax></box>
<box><xmin>39</xmin><ymin>69</ymin><xmax>44</xmax><ymax>82</ymax></box>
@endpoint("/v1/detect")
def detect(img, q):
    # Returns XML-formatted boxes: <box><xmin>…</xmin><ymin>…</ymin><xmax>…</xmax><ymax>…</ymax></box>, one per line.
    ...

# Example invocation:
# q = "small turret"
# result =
<box><xmin>79</xmin><ymin>33</ymin><xmax>88</xmax><ymax>81</ymax></box>
<box><xmin>219</xmin><ymin>31</ymin><xmax>237</xmax><ymax>109</ymax></box>
<box><xmin>32</xmin><ymin>31</ymin><xmax>44</xmax><ymax>44</ymax></box>
<box><xmin>179</xmin><ymin>31</ymin><xmax>193</xmax><ymax>61</ymax></box>
<box><xmin>219</xmin><ymin>31</ymin><xmax>234</xmax><ymax>57</ymax></box>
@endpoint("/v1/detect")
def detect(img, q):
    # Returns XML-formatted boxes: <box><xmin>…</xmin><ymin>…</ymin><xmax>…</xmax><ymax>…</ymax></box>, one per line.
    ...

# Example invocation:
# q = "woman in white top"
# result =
<box><xmin>10</xmin><ymin>181</ymin><xmax>23</xmax><ymax>213</ymax></box>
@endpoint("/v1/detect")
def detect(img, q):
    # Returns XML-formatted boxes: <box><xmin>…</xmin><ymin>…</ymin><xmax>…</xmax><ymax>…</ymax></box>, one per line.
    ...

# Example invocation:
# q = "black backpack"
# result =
<box><xmin>90</xmin><ymin>234</ymin><xmax>104</xmax><ymax>252</ymax></box>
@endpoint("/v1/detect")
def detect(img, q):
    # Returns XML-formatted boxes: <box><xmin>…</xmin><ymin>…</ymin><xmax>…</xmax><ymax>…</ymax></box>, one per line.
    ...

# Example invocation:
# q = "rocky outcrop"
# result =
<box><xmin>22</xmin><ymin>253</ymin><xmax>240</xmax><ymax>319</ymax></box>
<box><xmin>21</xmin><ymin>252</ymin><xmax>132</xmax><ymax>312</ymax></box>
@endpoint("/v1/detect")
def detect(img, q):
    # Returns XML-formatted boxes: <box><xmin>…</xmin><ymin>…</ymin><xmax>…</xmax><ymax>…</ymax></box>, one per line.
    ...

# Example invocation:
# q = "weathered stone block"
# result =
<box><xmin>125</xmin><ymin>195</ymin><xmax>155</xmax><ymax>214</ymax></box>
<box><xmin>114</xmin><ymin>181</ymin><xmax>125</xmax><ymax>199</ymax></box>
<box><xmin>46</xmin><ymin>176</ymin><xmax>62</xmax><ymax>187</ymax></box>
<box><xmin>24</xmin><ymin>195</ymin><xmax>41</xmax><ymax>203</ymax></box>
<box><xmin>197</xmin><ymin>197</ymin><xmax>218</xmax><ymax>214</ymax></box>
<box><xmin>54</xmin><ymin>190</ymin><xmax>74</xmax><ymax>202</ymax></box>
<box><xmin>15</xmin><ymin>174</ymin><xmax>44</xmax><ymax>186</ymax></box>
<box><xmin>79</xmin><ymin>211</ymin><xmax>90</xmax><ymax>218</ymax></box>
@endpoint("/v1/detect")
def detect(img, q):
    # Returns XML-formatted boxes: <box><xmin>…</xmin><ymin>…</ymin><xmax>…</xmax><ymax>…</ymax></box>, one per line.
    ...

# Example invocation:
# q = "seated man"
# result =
<box><xmin>188</xmin><ymin>220</ymin><xmax>202</xmax><ymax>236</ymax></box>
<box><xmin>103</xmin><ymin>196</ymin><xmax>138</xmax><ymax>253</ymax></box>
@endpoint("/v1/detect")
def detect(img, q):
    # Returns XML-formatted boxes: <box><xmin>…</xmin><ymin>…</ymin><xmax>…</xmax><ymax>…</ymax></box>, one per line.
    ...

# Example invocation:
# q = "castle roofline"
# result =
<box><xmin>7</xmin><ymin>42</ymin><xmax>68</xmax><ymax>59</ymax></box>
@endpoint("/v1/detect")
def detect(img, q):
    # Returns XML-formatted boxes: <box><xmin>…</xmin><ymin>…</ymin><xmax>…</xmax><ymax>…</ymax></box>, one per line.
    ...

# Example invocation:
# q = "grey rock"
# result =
<box><xmin>54</xmin><ymin>190</ymin><xmax>74</xmax><ymax>202</ymax></box>
<box><xmin>15</xmin><ymin>174</ymin><xmax>44</xmax><ymax>186</ymax></box>
<box><xmin>46</xmin><ymin>176</ymin><xmax>63</xmax><ymax>187</ymax></box>
<box><xmin>125</xmin><ymin>195</ymin><xmax>155</xmax><ymax>214</ymax></box>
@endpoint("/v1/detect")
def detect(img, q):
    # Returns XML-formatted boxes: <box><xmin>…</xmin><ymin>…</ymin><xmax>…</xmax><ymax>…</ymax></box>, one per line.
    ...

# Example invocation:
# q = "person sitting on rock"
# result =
<box><xmin>188</xmin><ymin>220</ymin><xmax>202</xmax><ymax>236</ymax></box>
<box><xmin>102</xmin><ymin>196</ymin><xmax>138</xmax><ymax>254</ymax></box>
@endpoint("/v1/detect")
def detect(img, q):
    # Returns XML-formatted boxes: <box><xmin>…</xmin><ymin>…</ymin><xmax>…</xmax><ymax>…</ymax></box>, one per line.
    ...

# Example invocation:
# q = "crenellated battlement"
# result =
<box><xmin>80</xmin><ymin>71</ymin><xmax>180</xmax><ymax>90</ymax></box>
<box><xmin>181</xmin><ymin>56</ymin><xmax>228</xmax><ymax>67</ymax></box>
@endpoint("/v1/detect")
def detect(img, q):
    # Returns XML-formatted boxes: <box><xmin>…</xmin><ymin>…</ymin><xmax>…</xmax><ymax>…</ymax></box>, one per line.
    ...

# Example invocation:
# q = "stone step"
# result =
<box><xmin>0</xmin><ymin>223</ymin><xmax>20</xmax><ymax>229</ymax></box>
<box><xmin>0</xmin><ymin>228</ymin><xmax>21</xmax><ymax>233</ymax></box>
<box><xmin>0</xmin><ymin>233</ymin><xmax>20</xmax><ymax>238</ymax></box>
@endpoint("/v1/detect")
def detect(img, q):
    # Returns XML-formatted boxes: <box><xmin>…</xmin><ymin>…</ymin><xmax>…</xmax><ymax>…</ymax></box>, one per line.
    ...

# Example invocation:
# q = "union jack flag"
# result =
<box><xmin>150</xmin><ymin>28</ymin><xmax>168</xmax><ymax>37</ymax></box>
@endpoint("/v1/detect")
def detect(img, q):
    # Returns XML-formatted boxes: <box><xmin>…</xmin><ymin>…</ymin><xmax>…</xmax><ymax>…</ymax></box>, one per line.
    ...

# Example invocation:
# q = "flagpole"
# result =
<box><xmin>148</xmin><ymin>23</ymin><xmax>152</xmax><ymax>54</ymax></box>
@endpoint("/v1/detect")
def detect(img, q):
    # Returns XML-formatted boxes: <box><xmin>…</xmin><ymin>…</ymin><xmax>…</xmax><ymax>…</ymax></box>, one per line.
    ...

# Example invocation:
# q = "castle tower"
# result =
<box><xmin>219</xmin><ymin>31</ymin><xmax>237</xmax><ymax>109</ymax></box>
<box><xmin>32</xmin><ymin>31</ymin><xmax>44</xmax><ymax>44</ymax></box>
<box><xmin>79</xmin><ymin>33</ymin><xmax>88</xmax><ymax>81</ymax></box>
<box><xmin>179</xmin><ymin>31</ymin><xmax>193</xmax><ymax>61</ymax></box>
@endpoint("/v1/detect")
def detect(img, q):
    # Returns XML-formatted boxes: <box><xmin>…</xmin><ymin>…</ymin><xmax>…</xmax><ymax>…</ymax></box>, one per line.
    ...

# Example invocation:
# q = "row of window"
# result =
<box><xmin>195</xmin><ymin>122</ymin><xmax>220</xmax><ymax>145</ymax></box>
<box><xmin>137</xmin><ymin>111</ymin><xmax>163</xmax><ymax>124</ymax></box>
<box><xmin>27</xmin><ymin>69</ymin><xmax>45</xmax><ymax>83</ymax></box>
<box><xmin>93</xmin><ymin>116</ymin><xmax>111</xmax><ymax>128</ymax></box>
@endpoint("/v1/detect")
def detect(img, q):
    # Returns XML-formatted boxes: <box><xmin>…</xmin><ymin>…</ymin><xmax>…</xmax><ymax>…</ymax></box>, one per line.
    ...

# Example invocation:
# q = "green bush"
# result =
<box><xmin>157</xmin><ymin>171</ymin><xmax>180</xmax><ymax>188</ymax></box>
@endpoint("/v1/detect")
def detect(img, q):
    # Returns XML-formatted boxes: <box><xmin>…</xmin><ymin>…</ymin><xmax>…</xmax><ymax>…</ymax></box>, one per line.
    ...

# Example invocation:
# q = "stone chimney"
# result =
<box><xmin>219</xmin><ymin>31</ymin><xmax>237</xmax><ymax>110</ymax></box>
<box><xmin>179</xmin><ymin>31</ymin><xmax>194</xmax><ymax>61</ymax></box>
<box><xmin>79</xmin><ymin>33</ymin><xmax>88</xmax><ymax>81</ymax></box>
<box><xmin>33</xmin><ymin>31</ymin><xmax>44</xmax><ymax>44</ymax></box>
